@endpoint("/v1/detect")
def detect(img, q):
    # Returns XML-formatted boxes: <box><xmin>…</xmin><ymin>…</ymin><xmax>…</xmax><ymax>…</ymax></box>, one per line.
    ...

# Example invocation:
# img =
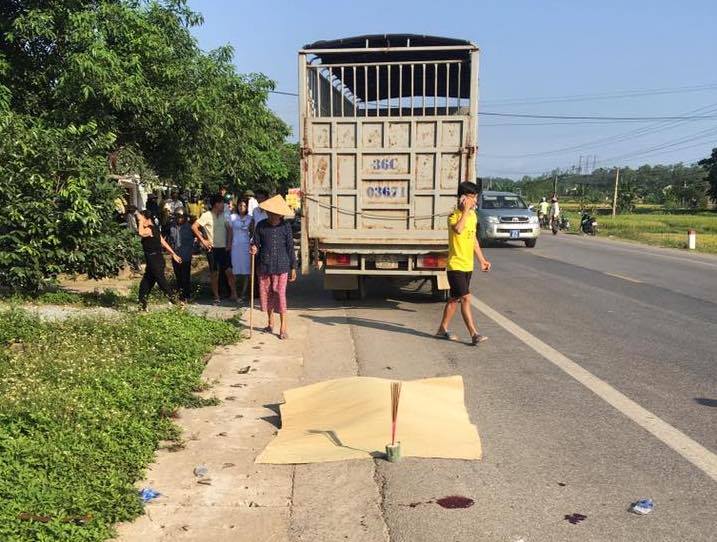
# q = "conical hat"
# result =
<box><xmin>259</xmin><ymin>195</ymin><xmax>295</xmax><ymax>217</ymax></box>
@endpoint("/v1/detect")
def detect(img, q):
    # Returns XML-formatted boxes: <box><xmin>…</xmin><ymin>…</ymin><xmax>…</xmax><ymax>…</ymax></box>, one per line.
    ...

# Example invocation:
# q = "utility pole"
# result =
<box><xmin>611</xmin><ymin>167</ymin><xmax>620</xmax><ymax>217</ymax></box>
<box><xmin>553</xmin><ymin>174</ymin><xmax>558</xmax><ymax>196</ymax></box>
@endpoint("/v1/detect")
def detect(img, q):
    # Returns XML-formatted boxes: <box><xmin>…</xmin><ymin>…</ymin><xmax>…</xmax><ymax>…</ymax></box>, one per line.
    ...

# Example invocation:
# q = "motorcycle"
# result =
<box><xmin>559</xmin><ymin>216</ymin><xmax>570</xmax><ymax>231</ymax></box>
<box><xmin>551</xmin><ymin>216</ymin><xmax>559</xmax><ymax>235</ymax></box>
<box><xmin>538</xmin><ymin>213</ymin><xmax>549</xmax><ymax>229</ymax></box>
<box><xmin>580</xmin><ymin>211</ymin><xmax>598</xmax><ymax>235</ymax></box>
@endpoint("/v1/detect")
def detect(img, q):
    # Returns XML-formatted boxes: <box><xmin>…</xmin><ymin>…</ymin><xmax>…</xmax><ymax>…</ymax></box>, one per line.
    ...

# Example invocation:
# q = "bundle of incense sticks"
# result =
<box><xmin>390</xmin><ymin>381</ymin><xmax>402</xmax><ymax>446</ymax></box>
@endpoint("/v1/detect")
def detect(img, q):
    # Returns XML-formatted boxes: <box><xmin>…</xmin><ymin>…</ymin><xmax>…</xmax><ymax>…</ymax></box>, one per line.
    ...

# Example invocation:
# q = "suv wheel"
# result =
<box><xmin>525</xmin><ymin>239</ymin><xmax>537</xmax><ymax>248</ymax></box>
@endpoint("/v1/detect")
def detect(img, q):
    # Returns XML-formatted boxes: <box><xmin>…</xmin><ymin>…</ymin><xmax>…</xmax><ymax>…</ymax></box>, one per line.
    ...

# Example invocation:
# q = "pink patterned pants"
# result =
<box><xmin>258</xmin><ymin>273</ymin><xmax>288</xmax><ymax>314</ymax></box>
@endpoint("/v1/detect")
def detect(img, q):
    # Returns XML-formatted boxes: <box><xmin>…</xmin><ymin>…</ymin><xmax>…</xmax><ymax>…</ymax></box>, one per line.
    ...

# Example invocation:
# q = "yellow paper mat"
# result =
<box><xmin>256</xmin><ymin>375</ymin><xmax>481</xmax><ymax>464</ymax></box>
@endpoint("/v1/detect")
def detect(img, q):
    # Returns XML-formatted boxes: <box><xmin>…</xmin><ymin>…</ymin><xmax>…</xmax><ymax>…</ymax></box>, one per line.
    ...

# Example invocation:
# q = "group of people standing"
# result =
<box><xmin>134</xmin><ymin>187</ymin><xmax>297</xmax><ymax>339</ymax></box>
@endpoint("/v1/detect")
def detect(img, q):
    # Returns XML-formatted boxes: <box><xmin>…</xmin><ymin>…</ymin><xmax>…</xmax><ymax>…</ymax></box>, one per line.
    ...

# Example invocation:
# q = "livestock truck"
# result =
<box><xmin>298</xmin><ymin>34</ymin><xmax>479</xmax><ymax>299</ymax></box>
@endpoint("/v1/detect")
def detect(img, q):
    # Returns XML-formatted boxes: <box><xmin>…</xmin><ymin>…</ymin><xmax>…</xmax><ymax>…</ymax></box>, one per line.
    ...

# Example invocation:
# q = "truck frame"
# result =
<box><xmin>298</xmin><ymin>34</ymin><xmax>479</xmax><ymax>299</ymax></box>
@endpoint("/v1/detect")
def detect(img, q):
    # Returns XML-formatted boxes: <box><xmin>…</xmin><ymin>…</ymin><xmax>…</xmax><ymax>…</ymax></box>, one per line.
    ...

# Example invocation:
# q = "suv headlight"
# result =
<box><xmin>485</xmin><ymin>216</ymin><xmax>499</xmax><ymax>224</ymax></box>
<box><xmin>528</xmin><ymin>215</ymin><xmax>539</xmax><ymax>224</ymax></box>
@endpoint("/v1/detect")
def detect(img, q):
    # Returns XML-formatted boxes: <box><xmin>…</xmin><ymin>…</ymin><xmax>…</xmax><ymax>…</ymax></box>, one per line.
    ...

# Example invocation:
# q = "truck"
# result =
<box><xmin>298</xmin><ymin>34</ymin><xmax>479</xmax><ymax>299</ymax></box>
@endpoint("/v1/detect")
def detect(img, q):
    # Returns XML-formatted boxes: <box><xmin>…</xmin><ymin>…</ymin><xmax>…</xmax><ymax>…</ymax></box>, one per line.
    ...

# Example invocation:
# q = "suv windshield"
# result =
<box><xmin>481</xmin><ymin>194</ymin><xmax>528</xmax><ymax>210</ymax></box>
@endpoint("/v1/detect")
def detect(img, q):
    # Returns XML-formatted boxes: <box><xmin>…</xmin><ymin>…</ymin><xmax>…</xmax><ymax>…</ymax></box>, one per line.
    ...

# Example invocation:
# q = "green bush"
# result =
<box><xmin>0</xmin><ymin>309</ymin><xmax>241</xmax><ymax>541</ymax></box>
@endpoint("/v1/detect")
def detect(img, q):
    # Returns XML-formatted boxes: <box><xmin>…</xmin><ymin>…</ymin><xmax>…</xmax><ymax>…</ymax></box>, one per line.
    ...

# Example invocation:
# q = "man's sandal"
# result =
<box><xmin>436</xmin><ymin>329</ymin><xmax>458</xmax><ymax>341</ymax></box>
<box><xmin>471</xmin><ymin>334</ymin><xmax>488</xmax><ymax>346</ymax></box>
<box><xmin>261</xmin><ymin>326</ymin><xmax>273</xmax><ymax>333</ymax></box>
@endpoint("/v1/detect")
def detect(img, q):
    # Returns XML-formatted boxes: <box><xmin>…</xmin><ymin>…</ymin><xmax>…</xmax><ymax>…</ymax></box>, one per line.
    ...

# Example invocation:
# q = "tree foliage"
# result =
<box><xmin>698</xmin><ymin>147</ymin><xmax>717</xmax><ymax>203</ymax></box>
<box><xmin>0</xmin><ymin>0</ymin><xmax>289</xmax><ymax>290</ymax></box>
<box><xmin>486</xmin><ymin>161</ymin><xmax>711</xmax><ymax>210</ymax></box>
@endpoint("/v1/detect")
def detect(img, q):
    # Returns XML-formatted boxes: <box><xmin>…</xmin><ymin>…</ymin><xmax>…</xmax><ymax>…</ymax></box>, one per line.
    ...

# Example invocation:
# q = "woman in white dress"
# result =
<box><xmin>230</xmin><ymin>199</ymin><xmax>252</xmax><ymax>301</ymax></box>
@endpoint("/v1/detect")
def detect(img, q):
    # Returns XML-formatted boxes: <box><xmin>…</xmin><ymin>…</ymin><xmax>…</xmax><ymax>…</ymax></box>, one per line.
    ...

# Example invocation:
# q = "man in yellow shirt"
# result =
<box><xmin>437</xmin><ymin>181</ymin><xmax>491</xmax><ymax>346</ymax></box>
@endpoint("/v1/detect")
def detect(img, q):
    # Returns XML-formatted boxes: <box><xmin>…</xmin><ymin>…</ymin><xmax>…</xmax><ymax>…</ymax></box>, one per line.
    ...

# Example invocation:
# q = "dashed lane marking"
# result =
<box><xmin>604</xmin><ymin>272</ymin><xmax>643</xmax><ymax>283</ymax></box>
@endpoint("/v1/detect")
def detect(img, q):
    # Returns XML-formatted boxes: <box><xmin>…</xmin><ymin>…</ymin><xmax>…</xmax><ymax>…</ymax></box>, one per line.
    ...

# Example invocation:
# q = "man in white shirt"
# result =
<box><xmin>252</xmin><ymin>189</ymin><xmax>268</xmax><ymax>226</ymax></box>
<box><xmin>192</xmin><ymin>193</ymin><xmax>238</xmax><ymax>304</ymax></box>
<box><xmin>243</xmin><ymin>190</ymin><xmax>258</xmax><ymax>217</ymax></box>
<box><xmin>164</xmin><ymin>190</ymin><xmax>185</xmax><ymax>215</ymax></box>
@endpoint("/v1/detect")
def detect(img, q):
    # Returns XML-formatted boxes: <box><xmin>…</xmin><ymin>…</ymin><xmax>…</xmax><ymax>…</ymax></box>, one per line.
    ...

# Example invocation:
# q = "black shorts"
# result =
<box><xmin>447</xmin><ymin>270</ymin><xmax>472</xmax><ymax>299</ymax></box>
<box><xmin>207</xmin><ymin>247</ymin><xmax>230</xmax><ymax>272</ymax></box>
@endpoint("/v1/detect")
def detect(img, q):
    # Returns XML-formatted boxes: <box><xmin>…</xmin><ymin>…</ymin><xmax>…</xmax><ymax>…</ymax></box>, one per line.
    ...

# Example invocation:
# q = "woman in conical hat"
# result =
<box><xmin>249</xmin><ymin>195</ymin><xmax>297</xmax><ymax>339</ymax></box>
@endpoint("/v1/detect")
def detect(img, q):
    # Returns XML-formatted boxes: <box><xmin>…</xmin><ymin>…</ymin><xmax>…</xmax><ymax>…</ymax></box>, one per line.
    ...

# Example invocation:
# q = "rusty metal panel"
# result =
<box><xmin>416</xmin><ymin>122</ymin><xmax>437</xmax><ymax>147</ymax></box>
<box><xmin>362</xmin><ymin>209</ymin><xmax>408</xmax><ymax>230</ymax></box>
<box><xmin>311</xmin><ymin>154</ymin><xmax>332</xmax><ymax>191</ymax></box>
<box><xmin>440</xmin><ymin>153</ymin><xmax>461</xmax><ymax>189</ymax></box>
<box><xmin>415</xmin><ymin>153</ymin><xmax>435</xmax><ymax>190</ymax></box>
<box><xmin>337</xmin><ymin>154</ymin><xmax>357</xmax><ymax>189</ymax></box>
<box><xmin>441</xmin><ymin>121</ymin><xmax>463</xmax><ymax>147</ymax></box>
<box><xmin>318</xmin><ymin>195</ymin><xmax>332</xmax><ymax>229</ymax></box>
<box><xmin>337</xmin><ymin>195</ymin><xmax>357</xmax><ymax>229</ymax></box>
<box><xmin>337</xmin><ymin>123</ymin><xmax>356</xmax><ymax>148</ymax></box>
<box><xmin>362</xmin><ymin>123</ymin><xmax>383</xmax><ymax>148</ymax></box>
<box><xmin>388</xmin><ymin>122</ymin><xmax>411</xmax><ymax>147</ymax></box>
<box><xmin>312</xmin><ymin>123</ymin><xmax>332</xmax><ymax>148</ymax></box>
<box><xmin>414</xmin><ymin>196</ymin><xmax>434</xmax><ymax>230</ymax></box>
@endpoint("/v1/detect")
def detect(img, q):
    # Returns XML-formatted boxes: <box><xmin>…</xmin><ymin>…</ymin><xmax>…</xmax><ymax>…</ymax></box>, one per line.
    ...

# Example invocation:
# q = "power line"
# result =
<box><xmin>480</xmin><ymin>103</ymin><xmax>717</xmax><ymax>158</ymax></box>
<box><xmin>479</xmin><ymin>111</ymin><xmax>717</xmax><ymax>121</ymax></box>
<box><xmin>482</xmin><ymin>83</ymin><xmax>717</xmax><ymax>106</ymax></box>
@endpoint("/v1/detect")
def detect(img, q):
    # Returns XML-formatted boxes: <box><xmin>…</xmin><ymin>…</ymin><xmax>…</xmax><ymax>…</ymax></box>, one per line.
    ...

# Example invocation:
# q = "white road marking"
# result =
<box><xmin>604</xmin><ymin>272</ymin><xmax>643</xmax><ymax>283</ymax></box>
<box><xmin>471</xmin><ymin>297</ymin><xmax>717</xmax><ymax>483</ymax></box>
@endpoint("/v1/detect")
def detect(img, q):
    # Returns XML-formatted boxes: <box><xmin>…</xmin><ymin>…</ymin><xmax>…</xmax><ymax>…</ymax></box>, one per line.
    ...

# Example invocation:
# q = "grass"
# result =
<box><xmin>0</xmin><ymin>307</ymin><xmax>242</xmax><ymax>541</ymax></box>
<box><xmin>561</xmin><ymin>211</ymin><xmax>717</xmax><ymax>254</ymax></box>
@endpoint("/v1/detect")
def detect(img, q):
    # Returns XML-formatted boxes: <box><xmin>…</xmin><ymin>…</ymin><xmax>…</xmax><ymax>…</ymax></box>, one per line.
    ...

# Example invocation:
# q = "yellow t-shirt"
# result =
<box><xmin>447</xmin><ymin>209</ymin><xmax>477</xmax><ymax>272</ymax></box>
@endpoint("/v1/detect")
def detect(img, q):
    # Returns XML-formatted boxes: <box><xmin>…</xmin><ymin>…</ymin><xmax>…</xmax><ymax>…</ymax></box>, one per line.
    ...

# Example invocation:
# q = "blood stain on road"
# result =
<box><xmin>436</xmin><ymin>496</ymin><xmax>474</xmax><ymax>509</ymax></box>
<box><xmin>564</xmin><ymin>513</ymin><xmax>587</xmax><ymax>524</ymax></box>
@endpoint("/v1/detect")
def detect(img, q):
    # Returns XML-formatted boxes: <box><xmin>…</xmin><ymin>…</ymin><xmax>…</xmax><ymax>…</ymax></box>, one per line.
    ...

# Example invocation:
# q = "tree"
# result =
<box><xmin>698</xmin><ymin>147</ymin><xmax>717</xmax><ymax>203</ymax></box>
<box><xmin>0</xmin><ymin>0</ymin><xmax>290</xmax><ymax>290</ymax></box>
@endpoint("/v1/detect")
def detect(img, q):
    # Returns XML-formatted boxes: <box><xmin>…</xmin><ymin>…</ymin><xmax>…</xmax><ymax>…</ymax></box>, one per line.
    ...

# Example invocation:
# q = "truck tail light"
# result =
<box><xmin>416</xmin><ymin>254</ymin><xmax>447</xmax><ymax>269</ymax></box>
<box><xmin>326</xmin><ymin>253</ymin><xmax>358</xmax><ymax>267</ymax></box>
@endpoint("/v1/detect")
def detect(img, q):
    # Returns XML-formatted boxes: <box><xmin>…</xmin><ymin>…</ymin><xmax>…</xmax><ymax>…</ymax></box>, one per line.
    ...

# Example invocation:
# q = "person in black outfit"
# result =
<box><xmin>137</xmin><ymin>210</ymin><xmax>182</xmax><ymax>310</ymax></box>
<box><xmin>145</xmin><ymin>193</ymin><xmax>161</xmax><ymax>223</ymax></box>
<box><xmin>168</xmin><ymin>209</ymin><xmax>194</xmax><ymax>302</ymax></box>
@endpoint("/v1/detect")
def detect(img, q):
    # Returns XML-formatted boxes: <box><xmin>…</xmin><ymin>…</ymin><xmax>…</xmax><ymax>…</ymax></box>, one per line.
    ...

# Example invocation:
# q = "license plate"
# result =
<box><xmin>375</xmin><ymin>256</ymin><xmax>399</xmax><ymax>270</ymax></box>
<box><xmin>510</xmin><ymin>230</ymin><xmax>520</xmax><ymax>239</ymax></box>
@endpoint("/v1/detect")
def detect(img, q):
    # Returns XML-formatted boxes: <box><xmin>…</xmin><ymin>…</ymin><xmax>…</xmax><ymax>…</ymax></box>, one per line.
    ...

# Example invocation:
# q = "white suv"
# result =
<box><xmin>477</xmin><ymin>191</ymin><xmax>540</xmax><ymax>247</ymax></box>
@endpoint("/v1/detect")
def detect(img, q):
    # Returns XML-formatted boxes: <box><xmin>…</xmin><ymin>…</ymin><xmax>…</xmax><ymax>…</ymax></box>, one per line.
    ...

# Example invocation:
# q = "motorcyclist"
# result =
<box><xmin>538</xmin><ymin>197</ymin><xmax>550</xmax><ymax>227</ymax></box>
<box><xmin>549</xmin><ymin>196</ymin><xmax>560</xmax><ymax>229</ymax></box>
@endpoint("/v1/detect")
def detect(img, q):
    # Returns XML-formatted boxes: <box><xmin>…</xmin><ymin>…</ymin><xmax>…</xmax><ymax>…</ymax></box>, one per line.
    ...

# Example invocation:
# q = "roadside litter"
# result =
<box><xmin>193</xmin><ymin>465</ymin><xmax>208</xmax><ymax>477</ymax></box>
<box><xmin>238</xmin><ymin>366</ymin><xmax>251</xmax><ymax>374</ymax></box>
<box><xmin>139</xmin><ymin>488</ymin><xmax>160</xmax><ymax>503</ymax></box>
<box><xmin>630</xmin><ymin>499</ymin><xmax>654</xmax><ymax>515</ymax></box>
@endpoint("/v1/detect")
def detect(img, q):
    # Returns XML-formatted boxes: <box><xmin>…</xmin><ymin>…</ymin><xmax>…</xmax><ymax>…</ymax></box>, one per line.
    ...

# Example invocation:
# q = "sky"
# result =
<box><xmin>188</xmin><ymin>0</ymin><xmax>717</xmax><ymax>179</ymax></box>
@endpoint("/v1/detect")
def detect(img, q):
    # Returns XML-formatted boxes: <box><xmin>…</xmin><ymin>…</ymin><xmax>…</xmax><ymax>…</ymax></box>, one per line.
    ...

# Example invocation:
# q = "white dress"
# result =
<box><xmin>230</xmin><ymin>213</ymin><xmax>252</xmax><ymax>275</ymax></box>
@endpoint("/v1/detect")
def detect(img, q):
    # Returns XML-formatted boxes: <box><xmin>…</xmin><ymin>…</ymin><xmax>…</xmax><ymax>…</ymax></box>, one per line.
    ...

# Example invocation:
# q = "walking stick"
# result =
<box><xmin>249</xmin><ymin>252</ymin><xmax>255</xmax><ymax>338</ymax></box>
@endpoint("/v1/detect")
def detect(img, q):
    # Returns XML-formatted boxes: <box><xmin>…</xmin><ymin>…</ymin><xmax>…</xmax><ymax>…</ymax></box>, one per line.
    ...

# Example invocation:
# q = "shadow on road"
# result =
<box><xmin>695</xmin><ymin>398</ymin><xmax>717</xmax><ymax>407</ymax></box>
<box><xmin>306</xmin><ymin>429</ymin><xmax>384</xmax><ymax>458</ymax></box>
<box><xmin>300</xmin><ymin>313</ymin><xmax>437</xmax><ymax>340</ymax></box>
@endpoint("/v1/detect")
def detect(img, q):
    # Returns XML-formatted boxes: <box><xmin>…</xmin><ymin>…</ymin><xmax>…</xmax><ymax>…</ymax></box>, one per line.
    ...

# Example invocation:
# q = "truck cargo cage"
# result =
<box><xmin>302</xmin><ymin>34</ymin><xmax>475</xmax><ymax>118</ymax></box>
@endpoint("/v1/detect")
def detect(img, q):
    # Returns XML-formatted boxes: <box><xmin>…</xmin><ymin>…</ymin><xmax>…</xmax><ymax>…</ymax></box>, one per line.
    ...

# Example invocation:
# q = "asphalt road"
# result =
<box><xmin>310</xmin><ymin>234</ymin><xmax>717</xmax><ymax>541</ymax></box>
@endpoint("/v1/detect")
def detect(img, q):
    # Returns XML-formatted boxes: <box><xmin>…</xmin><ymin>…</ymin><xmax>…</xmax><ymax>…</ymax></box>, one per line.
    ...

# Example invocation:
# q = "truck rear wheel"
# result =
<box><xmin>525</xmin><ymin>239</ymin><xmax>537</xmax><ymax>248</ymax></box>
